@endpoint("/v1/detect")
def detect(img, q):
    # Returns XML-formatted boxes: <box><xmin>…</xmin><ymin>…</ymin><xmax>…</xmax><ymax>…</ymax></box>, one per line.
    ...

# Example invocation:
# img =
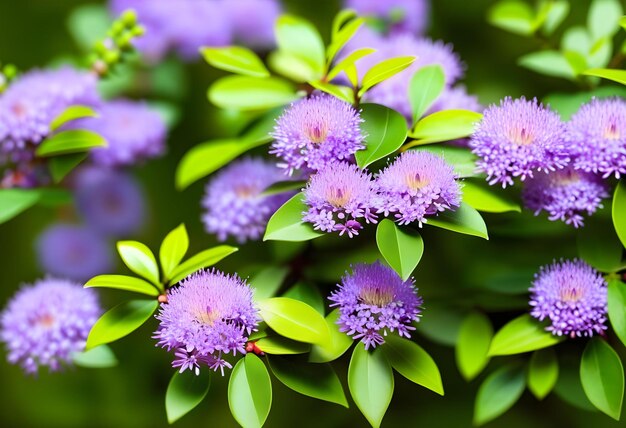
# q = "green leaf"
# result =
<box><xmin>427</xmin><ymin>202</ymin><xmax>489</xmax><ymax>240</ymax></box>
<box><xmin>383</xmin><ymin>335</ymin><xmax>444</xmax><ymax>395</ymax></box>
<box><xmin>169</xmin><ymin>246</ymin><xmax>238</xmax><ymax>285</ymax></box>
<box><xmin>585</xmin><ymin>68</ymin><xmax>626</xmax><ymax>85</ymax></box>
<box><xmin>541</xmin><ymin>0</ymin><xmax>570</xmax><ymax>35</ymax></box>
<box><xmin>275</xmin><ymin>15</ymin><xmax>325</xmax><ymax>73</ymax></box>
<box><xmin>577</xmin><ymin>215</ymin><xmax>624</xmax><ymax>272</ymax></box>
<box><xmin>456</xmin><ymin>312</ymin><xmax>493</xmax><ymax>381</ymax></box>
<box><xmin>37</xmin><ymin>188</ymin><xmax>73</xmax><ymax>206</ymax></box>
<box><xmin>36</xmin><ymin>130</ymin><xmax>107</xmax><ymax>157</ymax></box>
<box><xmin>528</xmin><ymin>348</ymin><xmax>559</xmax><ymax>400</ymax></box>
<box><xmin>117</xmin><ymin>241</ymin><xmax>160</xmax><ymax>287</ymax></box>
<box><xmin>159</xmin><ymin>224</ymin><xmax>189</xmax><ymax>281</ymax></box>
<box><xmin>409</xmin><ymin>110</ymin><xmax>482</xmax><ymax>144</ymax></box>
<box><xmin>555</xmin><ymin>359</ymin><xmax>597</xmax><ymax>411</ymax></box>
<box><xmin>309</xmin><ymin>309</ymin><xmax>353</xmax><ymax>363</ymax></box>
<box><xmin>250</xmin><ymin>266</ymin><xmax>289</xmax><ymax>301</ymax></box>
<box><xmin>327</xmin><ymin>47</ymin><xmax>377</xmax><ymax>83</ymax></box>
<box><xmin>518</xmin><ymin>51</ymin><xmax>575</xmax><ymax>79</ymax></box>
<box><xmin>355</xmin><ymin>103</ymin><xmax>407</xmax><ymax>168</ymax></box>
<box><xmin>360</xmin><ymin>56</ymin><xmax>415</xmax><ymax>95</ymax></box>
<box><xmin>71</xmin><ymin>345</ymin><xmax>117</xmax><ymax>368</ymax></box>
<box><xmin>462</xmin><ymin>181</ymin><xmax>520</xmax><ymax>213</ymax></box>
<box><xmin>544</xmin><ymin>86</ymin><xmax>626</xmax><ymax>120</ymax></box>
<box><xmin>263</xmin><ymin>192</ymin><xmax>324</xmax><ymax>242</ymax></box>
<box><xmin>327</xmin><ymin>17</ymin><xmax>364</xmax><ymax>65</ymax></box>
<box><xmin>309</xmin><ymin>80</ymin><xmax>354</xmax><ymax>103</ymax></box>
<box><xmin>588</xmin><ymin>0</ymin><xmax>623</xmax><ymax>41</ymax></box>
<box><xmin>412</xmin><ymin>145</ymin><xmax>477</xmax><ymax>178</ymax></box>
<box><xmin>282</xmin><ymin>282</ymin><xmax>325</xmax><ymax>315</ymax></box>
<box><xmin>487</xmin><ymin>0</ymin><xmax>536</xmax><ymax>35</ymax></box>
<box><xmin>201</xmin><ymin>46</ymin><xmax>269</xmax><ymax>78</ymax></box>
<box><xmin>608</xmin><ymin>279</ymin><xmax>626</xmax><ymax>348</ymax></box>
<box><xmin>176</xmin><ymin>139</ymin><xmax>243</xmax><ymax>190</ymax></box>
<box><xmin>0</xmin><ymin>188</ymin><xmax>41</xmax><ymax>224</ymax></box>
<box><xmin>473</xmin><ymin>365</ymin><xmax>526</xmax><ymax>425</ymax></box>
<box><xmin>613</xmin><ymin>180</ymin><xmax>626</xmax><ymax>247</ymax></box>
<box><xmin>255</xmin><ymin>336</ymin><xmax>311</xmax><ymax>355</ymax></box>
<box><xmin>348</xmin><ymin>344</ymin><xmax>394</xmax><ymax>428</ymax></box>
<box><xmin>49</xmin><ymin>153</ymin><xmax>87</xmax><ymax>183</ymax></box>
<box><xmin>49</xmin><ymin>105</ymin><xmax>98</xmax><ymax>131</ymax></box>
<box><xmin>376</xmin><ymin>219</ymin><xmax>424</xmax><ymax>281</ymax></box>
<box><xmin>261</xmin><ymin>180</ymin><xmax>305</xmax><ymax>197</ymax></box>
<box><xmin>166</xmin><ymin>371</ymin><xmax>211</xmax><ymax>424</ymax></box>
<box><xmin>258</xmin><ymin>297</ymin><xmax>330</xmax><ymax>347</ymax></box>
<box><xmin>269</xmin><ymin>357</ymin><xmax>348</xmax><ymax>407</ymax></box>
<box><xmin>86</xmin><ymin>300</ymin><xmax>159</xmax><ymax>350</ymax></box>
<box><xmin>409</xmin><ymin>65</ymin><xmax>446</xmax><ymax>124</ymax></box>
<box><xmin>66</xmin><ymin>4</ymin><xmax>110</xmax><ymax>51</ymax></box>
<box><xmin>268</xmin><ymin>51</ymin><xmax>321</xmax><ymax>83</ymax></box>
<box><xmin>209</xmin><ymin>75</ymin><xmax>298</xmax><ymax>111</ymax></box>
<box><xmin>580</xmin><ymin>337</ymin><xmax>624</xmax><ymax>420</ymax></box>
<box><xmin>84</xmin><ymin>275</ymin><xmax>160</xmax><ymax>297</ymax></box>
<box><xmin>228</xmin><ymin>354</ymin><xmax>272</xmax><ymax>428</ymax></box>
<box><xmin>488</xmin><ymin>314</ymin><xmax>564</xmax><ymax>356</ymax></box>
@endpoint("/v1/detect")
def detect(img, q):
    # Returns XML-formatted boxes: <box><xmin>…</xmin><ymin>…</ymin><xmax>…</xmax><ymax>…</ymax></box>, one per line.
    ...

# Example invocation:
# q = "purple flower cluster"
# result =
<box><xmin>345</xmin><ymin>0</ymin><xmax>429</xmax><ymax>34</ymax></box>
<box><xmin>329</xmin><ymin>261</ymin><xmax>423</xmax><ymax>349</ymax></box>
<box><xmin>153</xmin><ymin>269</ymin><xmax>259</xmax><ymax>375</ymax></box>
<box><xmin>202</xmin><ymin>157</ymin><xmax>293</xmax><ymax>243</ymax></box>
<box><xmin>271</xmin><ymin>94</ymin><xmax>365</xmax><ymax>175</ymax></box>
<box><xmin>0</xmin><ymin>278</ymin><xmax>101</xmax><ymax>374</ymax></box>
<box><xmin>529</xmin><ymin>259</ymin><xmax>607</xmax><ymax>338</ymax></box>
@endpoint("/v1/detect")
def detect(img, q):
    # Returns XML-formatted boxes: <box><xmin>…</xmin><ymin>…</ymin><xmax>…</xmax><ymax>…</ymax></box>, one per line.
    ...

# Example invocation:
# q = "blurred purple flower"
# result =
<box><xmin>202</xmin><ymin>157</ymin><xmax>293</xmax><ymax>243</ymax></box>
<box><xmin>567</xmin><ymin>97</ymin><xmax>626</xmax><ymax>178</ymax></box>
<box><xmin>154</xmin><ymin>269</ymin><xmax>259</xmax><ymax>375</ymax></box>
<box><xmin>329</xmin><ymin>261</ymin><xmax>422</xmax><ymax>349</ymax></box>
<box><xmin>271</xmin><ymin>94</ymin><xmax>365</xmax><ymax>175</ymax></box>
<box><xmin>345</xmin><ymin>0</ymin><xmax>430</xmax><ymax>34</ymax></box>
<box><xmin>36</xmin><ymin>224</ymin><xmax>113</xmax><ymax>282</ymax></box>
<box><xmin>469</xmin><ymin>97</ymin><xmax>569</xmax><ymax>188</ymax></box>
<box><xmin>0</xmin><ymin>278</ymin><xmax>101</xmax><ymax>374</ymax></box>
<box><xmin>225</xmin><ymin>0</ymin><xmax>282</xmax><ymax>49</ymax></box>
<box><xmin>303</xmin><ymin>162</ymin><xmax>378</xmax><ymax>237</ymax></box>
<box><xmin>522</xmin><ymin>167</ymin><xmax>609</xmax><ymax>228</ymax></box>
<box><xmin>74</xmin><ymin>167</ymin><xmax>146</xmax><ymax>237</ymax></box>
<box><xmin>428</xmin><ymin>85</ymin><xmax>483</xmax><ymax>114</ymax></box>
<box><xmin>376</xmin><ymin>151</ymin><xmax>461</xmax><ymax>226</ymax></box>
<box><xmin>530</xmin><ymin>259</ymin><xmax>607</xmax><ymax>338</ymax></box>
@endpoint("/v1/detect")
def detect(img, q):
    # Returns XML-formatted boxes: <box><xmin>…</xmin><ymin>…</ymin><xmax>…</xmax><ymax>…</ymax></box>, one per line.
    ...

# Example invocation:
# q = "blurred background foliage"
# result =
<box><xmin>0</xmin><ymin>0</ymin><xmax>625</xmax><ymax>427</ymax></box>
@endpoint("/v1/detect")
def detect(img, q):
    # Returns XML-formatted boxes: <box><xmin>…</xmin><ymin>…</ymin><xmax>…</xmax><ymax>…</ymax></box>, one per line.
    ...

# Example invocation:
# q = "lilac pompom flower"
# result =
<box><xmin>202</xmin><ymin>157</ymin><xmax>293</xmax><ymax>243</ymax></box>
<box><xmin>73</xmin><ymin>99</ymin><xmax>166</xmax><ymax>167</ymax></box>
<box><xmin>271</xmin><ymin>94</ymin><xmax>365</xmax><ymax>175</ymax></box>
<box><xmin>470</xmin><ymin>97</ymin><xmax>569</xmax><ymax>188</ymax></box>
<box><xmin>303</xmin><ymin>162</ymin><xmax>379</xmax><ymax>237</ymax></box>
<box><xmin>153</xmin><ymin>269</ymin><xmax>259</xmax><ymax>375</ymax></box>
<box><xmin>329</xmin><ymin>261</ymin><xmax>423</xmax><ymax>349</ymax></box>
<box><xmin>522</xmin><ymin>167</ymin><xmax>609</xmax><ymax>228</ymax></box>
<box><xmin>567</xmin><ymin>97</ymin><xmax>626</xmax><ymax>178</ymax></box>
<box><xmin>345</xmin><ymin>0</ymin><xmax>430</xmax><ymax>34</ymax></box>
<box><xmin>530</xmin><ymin>259</ymin><xmax>607</xmax><ymax>338</ymax></box>
<box><xmin>74</xmin><ymin>167</ymin><xmax>146</xmax><ymax>237</ymax></box>
<box><xmin>36</xmin><ymin>224</ymin><xmax>113</xmax><ymax>281</ymax></box>
<box><xmin>376</xmin><ymin>151</ymin><xmax>461</xmax><ymax>226</ymax></box>
<box><xmin>0</xmin><ymin>278</ymin><xmax>101</xmax><ymax>374</ymax></box>
<box><xmin>226</xmin><ymin>0</ymin><xmax>281</xmax><ymax>49</ymax></box>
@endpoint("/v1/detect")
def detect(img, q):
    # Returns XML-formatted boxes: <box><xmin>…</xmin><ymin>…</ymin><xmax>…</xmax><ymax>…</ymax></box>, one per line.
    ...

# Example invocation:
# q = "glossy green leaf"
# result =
<box><xmin>608</xmin><ymin>279</ymin><xmax>626</xmax><ymax>348</ymax></box>
<box><xmin>36</xmin><ymin>129</ymin><xmax>107</xmax><ymax>157</ymax></box>
<box><xmin>268</xmin><ymin>50</ymin><xmax>321</xmax><ymax>83</ymax></box>
<box><xmin>326</xmin><ymin>17</ymin><xmax>364</xmax><ymax>65</ymax></box>
<box><xmin>255</xmin><ymin>336</ymin><xmax>311</xmax><ymax>355</ymax></box>
<box><xmin>308</xmin><ymin>80</ymin><xmax>354</xmax><ymax>104</ymax></box>
<box><xmin>86</xmin><ymin>300</ymin><xmax>159</xmax><ymax>350</ymax></box>
<box><xmin>456</xmin><ymin>312</ymin><xmax>493</xmax><ymax>381</ymax></box>
<box><xmin>159</xmin><ymin>224</ymin><xmax>189</xmax><ymax>281</ymax></box>
<box><xmin>409</xmin><ymin>65</ymin><xmax>445</xmax><ymax>124</ymax></box>
<box><xmin>355</xmin><ymin>103</ymin><xmax>407</xmax><ymax>168</ymax></box>
<box><xmin>462</xmin><ymin>181</ymin><xmax>520</xmax><ymax>213</ymax></box>
<box><xmin>176</xmin><ymin>139</ymin><xmax>244</xmax><ymax>190</ymax></box>
<box><xmin>332</xmin><ymin>9</ymin><xmax>358</xmax><ymax>36</ymax></box>
<box><xmin>228</xmin><ymin>354</ymin><xmax>272</xmax><ymax>428</ymax></box>
<box><xmin>488</xmin><ymin>314</ymin><xmax>564</xmax><ymax>356</ymax></box>
<box><xmin>263</xmin><ymin>192</ymin><xmax>324</xmax><ymax>242</ymax></box>
<box><xmin>528</xmin><ymin>348</ymin><xmax>559</xmax><ymax>400</ymax></box>
<box><xmin>201</xmin><ymin>46</ymin><xmax>269</xmax><ymax>77</ymax></box>
<box><xmin>428</xmin><ymin>202</ymin><xmax>489</xmax><ymax>240</ymax></box>
<box><xmin>376</xmin><ymin>219</ymin><xmax>424</xmax><ymax>281</ymax></box>
<box><xmin>258</xmin><ymin>297</ymin><xmax>330</xmax><ymax>347</ymax></box>
<box><xmin>585</xmin><ymin>68</ymin><xmax>626</xmax><ymax>85</ymax></box>
<box><xmin>49</xmin><ymin>153</ymin><xmax>87</xmax><ymax>183</ymax></box>
<box><xmin>0</xmin><ymin>188</ymin><xmax>41</xmax><ymax>224</ymax></box>
<box><xmin>269</xmin><ymin>357</ymin><xmax>348</xmax><ymax>407</ymax></box>
<box><xmin>117</xmin><ymin>241</ymin><xmax>160</xmax><ymax>287</ymax></box>
<box><xmin>518</xmin><ymin>51</ymin><xmax>575</xmax><ymax>79</ymax></box>
<box><xmin>412</xmin><ymin>145</ymin><xmax>477</xmax><ymax>178</ymax></box>
<box><xmin>209</xmin><ymin>75</ymin><xmax>298</xmax><ymax>111</ymax></box>
<box><xmin>487</xmin><ymin>0</ymin><xmax>536</xmax><ymax>35</ymax></box>
<box><xmin>409</xmin><ymin>110</ymin><xmax>482</xmax><ymax>144</ymax></box>
<box><xmin>71</xmin><ymin>345</ymin><xmax>117</xmax><ymax>368</ymax></box>
<box><xmin>309</xmin><ymin>309</ymin><xmax>354</xmax><ymax>363</ymax></box>
<box><xmin>580</xmin><ymin>337</ymin><xmax>624</xmax><ymax>420</ymax></box>
<box><xmin>169</xmin><ymin>246</ymin><xmax>238</xmax><ymax>285</ymax></box>
<box><xmin>474</xmin><ymin>365</ymin><xmax>526</xmax><ymax>425</ymax></box>
<box><xmin>84</xmin><ymin>275</ymin><xmax>160</xmax><ymax>297</ymax></box>
<box><xmin>327</xmin><ymin>47</ymin><xmax>376</xmax><ymax>83</ymax></box>
<box><xmin>348</xmin><ymin>344</ymin><xmax>394</xmax><ymax>428</ymax></box>
<box><xmin>49</xmin><ymin>105</ymin><xmax>98</xmax><ymax>131</ymax></box>
<box><xmin>282</xmin><ymin>282</ymin><xmax>325</xmax><ymax>315</ymax></box>
<box><xmin>383</xmin><ymin>335</ymin><xmax>444</xmax><ymax>395</ymax></box>
<box><xmin>577</xmin><ymin>215</ymin><xmax>624</xmax><ymax>272</ymax></box>
<box><xmin>166</xmin><ymin>370</ymin><xmax>211</xmax><ymax>424</ymax></box>
<box><xmin>588</xmin><ymin>0</ymin><xmax>623</xmax><ymax>41</ymax></box>
<box><xmin>613</xmin><ymin>180</ymin><xmax>626</xmax><ymax>248</ymax></box>
<box><xmin>359</xmin><ymin>56</ymin><xmax>416</xmax><ymax>94</ymax></box>
<box><xmin>275</xmin><ymin>15</ymin><xmax>325</xmax><ymax>76</ymax></box>
<box><xmin>250</xmin><ymin>266</ymin><xmax>289</xmax><ymax>301</ymax></box>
